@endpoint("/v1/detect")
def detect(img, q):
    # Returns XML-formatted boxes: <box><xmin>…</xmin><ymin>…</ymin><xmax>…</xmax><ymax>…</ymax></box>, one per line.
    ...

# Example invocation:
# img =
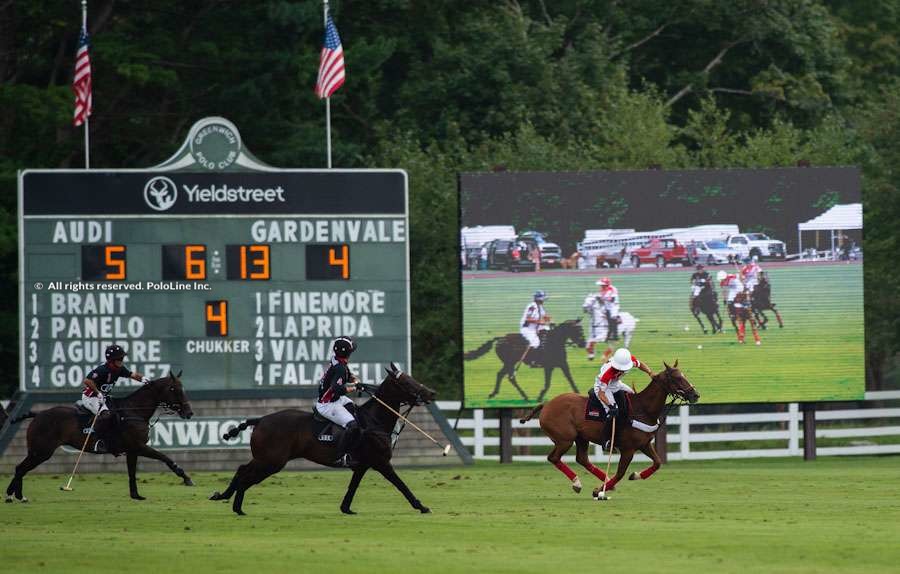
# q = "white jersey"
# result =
<box><xmin>741</xmin><ymin>262</ymin><xmax>761</xmax><ymax>289</ymax></box>
<box><xmin>582</xmin><ymin>294</ymin><xmax>605</xmax><ymax>325</ymax></box>
<box><xmin>719</xmin><ymin>275</ymin><xmax>744</xmax><ymax>302</ymax></box>
<box><xmin>521</xmin><ymin>302</ymin><xmax>548</xmax><ymax>331</ymax></box>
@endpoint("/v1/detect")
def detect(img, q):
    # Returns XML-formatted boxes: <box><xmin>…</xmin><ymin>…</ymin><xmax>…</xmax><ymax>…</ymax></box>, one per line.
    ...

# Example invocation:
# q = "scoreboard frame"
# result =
<box><xmin>18</xmin><ymin>159</ymin><xmax>411</xmax><ymax>395</ymax></box>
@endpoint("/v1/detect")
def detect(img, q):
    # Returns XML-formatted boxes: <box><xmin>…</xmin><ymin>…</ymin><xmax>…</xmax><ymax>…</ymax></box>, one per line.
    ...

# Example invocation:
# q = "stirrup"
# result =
<box><xmin>93</xmin><ymin>439</ymin><xmax>107</xmax><ymax>453</ymax></box>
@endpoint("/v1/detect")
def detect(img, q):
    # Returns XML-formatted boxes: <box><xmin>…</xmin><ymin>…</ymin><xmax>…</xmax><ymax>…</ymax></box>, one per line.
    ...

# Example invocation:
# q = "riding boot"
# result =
<box><xmin>598</xmin><ymin>418</ymin><xmax>613</xmax><ymax>452</ymax></box>
<box><xmin>336</xmin><ymin>421</ymin><xmax>362</xmax><ymax>467</ymax></box>
<box><xmin>606</xmin><ymin>311</ymin><xmax>619</xmax><ymax>341</ymax></box>
<box><xmin>92</xmin><ymin>412</ymin><xmax>116</xmax><ymax>454</ymax></box>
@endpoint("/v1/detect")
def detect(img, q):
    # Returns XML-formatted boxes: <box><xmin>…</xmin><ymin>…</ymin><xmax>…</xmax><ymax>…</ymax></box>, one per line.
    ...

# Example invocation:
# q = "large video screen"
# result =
<box><xmin>460</xmin><ymin>168</ymin><xmax>864</xmax><ymax>407</ymax></box>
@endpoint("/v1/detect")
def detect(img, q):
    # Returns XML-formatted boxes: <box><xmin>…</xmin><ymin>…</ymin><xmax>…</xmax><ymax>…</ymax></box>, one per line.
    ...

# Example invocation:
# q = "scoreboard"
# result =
<box><xmin>18</xmin><ymin>168</ymin><xmax>410</xmax><ymax>392</ymax></box>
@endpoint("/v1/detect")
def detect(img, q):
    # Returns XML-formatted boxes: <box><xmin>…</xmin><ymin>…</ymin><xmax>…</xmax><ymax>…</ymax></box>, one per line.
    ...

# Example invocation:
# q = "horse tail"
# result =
<box><xmin>519</xmin><ymin>403</ymin><xmax>544</xmax><ymax>424</ymax></box>
<box><xmin>222</xmin><ymin>418</ymin><xmax>261</xmax><ymax>440</ymax></box>
<box><xmin>10</xmin><ymin>411</ymin><xmax>36</xmax><ymax>424</ymax></box>
<box><xmin>464</xmin><ymin>337</ymin><xmax>502</xmax><ymax>361</ymax></box>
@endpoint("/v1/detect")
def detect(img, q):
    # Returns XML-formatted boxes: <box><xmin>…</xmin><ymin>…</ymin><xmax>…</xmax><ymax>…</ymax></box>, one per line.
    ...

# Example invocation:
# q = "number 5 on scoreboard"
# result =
<box><xmin>205</xmin><ymin>300</ymin><xmax>228</xmax><ymax>337</ymax></box>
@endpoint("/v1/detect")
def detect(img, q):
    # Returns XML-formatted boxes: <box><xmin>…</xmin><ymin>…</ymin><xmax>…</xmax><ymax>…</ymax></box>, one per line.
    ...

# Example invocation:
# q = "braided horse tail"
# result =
<box><xmin>222</xmin><ymin>418</ymin><xmax>261</xmax><ymax>440</ymax></box>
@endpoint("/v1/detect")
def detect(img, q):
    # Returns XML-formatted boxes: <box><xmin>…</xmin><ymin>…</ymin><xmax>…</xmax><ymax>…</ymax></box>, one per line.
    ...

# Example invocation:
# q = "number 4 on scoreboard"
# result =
<box><xmin>205</xmin><ymin>300</ymin><xmax>228</xmax><ymax>337</ymax></box>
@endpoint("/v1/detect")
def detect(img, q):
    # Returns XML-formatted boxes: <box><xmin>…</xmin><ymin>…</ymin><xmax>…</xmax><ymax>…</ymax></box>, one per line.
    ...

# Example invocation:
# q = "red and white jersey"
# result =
<box><xmin>593</xmin><ymin>354</ymin><xmax>641</xmax><ymax>394</ymax></box>
<box><xmin>720</xmin><ymin>274</ymin><xmax>744</xmax><ymax>302</ymax></box>
<box><xmin>520</xmin><ymin>302</ymin><xmax>547</xmax><ymax>331</ymax></box>
<box><xmin>741</xmin><ymin>262</ymin><xmax>761</xmax><ymax>283</ymax></box>
<box><xmin>598</xmin><ymin>285</ymin><xmax>618</xmax><ymax>305</ymax></box>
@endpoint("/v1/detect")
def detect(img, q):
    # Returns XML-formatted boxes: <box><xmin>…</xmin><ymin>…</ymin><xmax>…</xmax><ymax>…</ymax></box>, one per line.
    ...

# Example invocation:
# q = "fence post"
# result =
<box><xmin>473</xmin><ymin>409</ymin><xmax>484</xmax><ymax>459</ymax></box>
<box><xmin>679</xmin><ymin>405</ymin><xmax>690</xmax><ymax>460</ymax></box>
<box><xmin>499</xmin><ymin>409</ymin><xmax>513</xmax><ymax>463</ymax></box>
<box><xmin>788</xmin><ymin>403</ymin><xmax>800</xmax><ymax>455</ymax></box>
<box><xmin>802</xmin><ymin>403</ymin><xmax>817</xmax><ymax>460</ymax></box>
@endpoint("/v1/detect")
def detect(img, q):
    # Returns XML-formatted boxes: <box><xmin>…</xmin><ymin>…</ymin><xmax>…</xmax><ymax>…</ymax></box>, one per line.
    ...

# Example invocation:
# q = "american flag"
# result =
<box><xmin>72</xmin><ymin>26</ymin><xmax>93</xmax><ymax>127</ymax></box>
<box><xmin>315</xmin><ymin>15</ymin><xmax>345</xmax><ymax>99</ymax></box>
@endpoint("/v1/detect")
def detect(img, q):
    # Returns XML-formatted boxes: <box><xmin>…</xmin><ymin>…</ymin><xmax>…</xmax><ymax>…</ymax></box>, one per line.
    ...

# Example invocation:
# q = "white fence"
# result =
<box><xmin>437</xmin><ymin>391</ymin><xmax>900</xmax><ymax>462</ymax></box>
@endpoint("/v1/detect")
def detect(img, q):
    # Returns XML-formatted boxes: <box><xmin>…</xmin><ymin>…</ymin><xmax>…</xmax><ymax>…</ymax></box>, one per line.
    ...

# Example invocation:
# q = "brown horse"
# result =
<box><xmin>520</xmin><ymin>362</ymin><xmax>698</xmax><ymax>496</ymax></box>
<box><xmin>5</xmin><ymin>373</ymin><xmax>194</xmax><ymax>502</ymax></box>
<box><xmin>210</xmin><ymin>363</ymin><xmax>437</xmax><ymax>516</ymax></box>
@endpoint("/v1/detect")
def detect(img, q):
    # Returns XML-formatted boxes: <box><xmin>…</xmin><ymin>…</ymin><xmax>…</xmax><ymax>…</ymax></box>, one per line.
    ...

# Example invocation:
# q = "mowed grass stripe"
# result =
<box><xmin>1</xmin><ymin>456</ymin><xmax>898</xmax><ymax>573</ymax></box>
<box><xmin>463</xmin><ymin>263</ymin><xmax>864</xmax><ymax>406</ymax></box>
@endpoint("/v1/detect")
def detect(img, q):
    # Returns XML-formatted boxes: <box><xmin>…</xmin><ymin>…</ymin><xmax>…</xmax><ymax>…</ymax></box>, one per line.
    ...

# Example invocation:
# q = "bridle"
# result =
<box><xmin>658</xmin><ymin>368</ymin><xmax>696</xmax><ymax>417</ymax></box>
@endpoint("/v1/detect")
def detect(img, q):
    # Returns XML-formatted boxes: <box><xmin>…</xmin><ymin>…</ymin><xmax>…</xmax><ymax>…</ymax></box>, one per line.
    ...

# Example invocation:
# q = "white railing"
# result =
<box><xmin>437</xmin><ymin>391</ymin><xmax>900</xmax><ymax>462</ymax></box>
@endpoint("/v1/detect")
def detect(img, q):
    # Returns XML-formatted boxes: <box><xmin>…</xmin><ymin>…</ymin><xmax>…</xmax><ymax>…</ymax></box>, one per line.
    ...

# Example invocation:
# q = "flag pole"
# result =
<box><xmin>323</xmin><ymin>0</ymin><xmax>332</xmax><ymax>169</ymax></box>
<box><xmin>81</xmin><ymin>0</ymin><xmax>90</xmax><ymax>169</ymax></box>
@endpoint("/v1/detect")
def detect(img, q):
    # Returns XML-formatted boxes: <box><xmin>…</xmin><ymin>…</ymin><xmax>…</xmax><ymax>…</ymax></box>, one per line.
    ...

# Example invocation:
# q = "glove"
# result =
<box><xmin>141</xmin><ymin>377</ymin><xmax>150</xmax><ymax>384</ymax></box>
<box><xmin>607</xmin><ymin>404</ymin><xmax>619</xmax><ymax>417</ymax></box>
<box><xmin>97</xmin><ymin>394</ymin><xmax>106</xmax><ymax>407</ymax></box>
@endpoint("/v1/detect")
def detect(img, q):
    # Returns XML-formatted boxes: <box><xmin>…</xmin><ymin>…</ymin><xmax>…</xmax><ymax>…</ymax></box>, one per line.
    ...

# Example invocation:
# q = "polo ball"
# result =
<box><xmin>683</xmin><ymin>326</ymin><xmax>690</xmax><ymax>331</ymax></box>
<box><xmin>697</xmin><ymin>345</ymin><xmax>703</xmax><ymax>350</ymax></box>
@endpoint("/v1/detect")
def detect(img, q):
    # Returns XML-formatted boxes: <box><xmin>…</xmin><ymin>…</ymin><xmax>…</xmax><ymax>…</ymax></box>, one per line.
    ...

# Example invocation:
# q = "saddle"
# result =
<box><xmin>311</xmin><ymin>409</ymin><xmax>341</xmax><ymax>443</ymax></box>
<box><xmin>74</xmin><ymin>402</ymin><xmax>97</xmax><ymax>434</ymax></box>
<box><xmin>584</xmin><ymin>390</ymin><xmax>631</xmax><ymax>423</ymax></box>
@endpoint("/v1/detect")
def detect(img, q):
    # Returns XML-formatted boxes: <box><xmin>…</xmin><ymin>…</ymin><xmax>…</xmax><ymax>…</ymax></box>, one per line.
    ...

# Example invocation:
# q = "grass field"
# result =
<box><xmin>1</xmin><ymin>456</ymin><xmax>899</xmax><ymax>573</ymax></box>
<box><xmin>463</xmin><ymin>262</ymin><xmax>864</xmax><ymax>407</ymax></box>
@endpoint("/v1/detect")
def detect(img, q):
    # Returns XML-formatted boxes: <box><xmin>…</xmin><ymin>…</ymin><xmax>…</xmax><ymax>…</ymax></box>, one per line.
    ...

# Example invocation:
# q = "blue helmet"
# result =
<box><xmin>534</xmin><ymin>290</ymin><xmax>547</xmax><ymax>302</ymax></box>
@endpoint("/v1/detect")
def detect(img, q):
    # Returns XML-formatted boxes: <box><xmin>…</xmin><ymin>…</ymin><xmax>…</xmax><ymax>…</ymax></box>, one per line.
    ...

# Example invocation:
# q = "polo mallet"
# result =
<box><xmin>597</xmin><ymin>416</ymin><xmax>616</xmax><ymax>501</ymax></box>
<box><xmin>60</xmin><ymin>411</ymin><xmax>101</xmax><ymax>492</ymax></box>
<box><xmin>370</xmin><ymin>395</ymin><xmax>452</xmax><ymax>456</ymax></box>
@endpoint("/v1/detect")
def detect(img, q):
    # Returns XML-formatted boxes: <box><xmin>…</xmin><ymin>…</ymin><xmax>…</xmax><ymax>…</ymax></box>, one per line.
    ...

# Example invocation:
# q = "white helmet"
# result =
<box><xmin>751</xmin><ymin>255</ymin><xmax>759</xmax><ymax>262</ymax></box>
<box><xmin>610</xmin><ymin>348</ymin><xmax>634</xmax><ymax>371</ymax></box>
<box><xmin>716</xmin><ymin>270</ymin><xmax>727</xmax><ymax>281</ymax></box>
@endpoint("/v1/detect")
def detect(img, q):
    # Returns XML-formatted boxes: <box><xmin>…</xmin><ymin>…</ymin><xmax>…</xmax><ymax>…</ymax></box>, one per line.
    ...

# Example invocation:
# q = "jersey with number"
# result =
<box><xmin>84</xmin><ymin>363</ymin><xmax>132</xmax><ymax>397</ymax></box>
<box><xmin>317</xmin><ymin>357</ymin><xmax>352</xmax><ymax>403</ymax></box>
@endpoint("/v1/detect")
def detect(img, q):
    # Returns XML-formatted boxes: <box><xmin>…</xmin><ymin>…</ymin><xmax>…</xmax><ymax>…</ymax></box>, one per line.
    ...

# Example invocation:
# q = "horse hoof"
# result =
<box><xmin>487</xmin><ymin>393</ymin><xmax>497</xmax><ymax>399</ymax></box>
<box><xmin>209</xmin><ymin>492</ymin><xmax>222</xmax><ymax>501</ymax></box>
<box><xmin>572</xmin><ymin>484</ymin><xmax>582</xmax><ymax>494</ymax></box>
<box><xmin>4</xmin><ymin>496</ymin><xmax>13</xmax><ymax>504</ymax></box>
<box><xmin>19</xmin><ymin>497</ymin><xmax>28</xmax><ymax>503</ymax></box>
<box><xmin>183</xmin><ymin>478</ymin><xmax>195</xmax><ymax>487</ymax></box>
<box><xmin>341</xmin><ymin>507</ymin><xmax>356</xmax><ymax>515</ymax></box>
<box><xmin>628</xmin><ymin>472</ymin><xmax>638</xmax><ymax>481</ymax></box>
<box><xmin>235</xmin><ymin>509</ymin><xmax>246</xmax><ymax>516</ymax></box>
<box><xmin>419</xmin><ymin>505</ymin><xmax>431</xmax><ymax>514</ymax></box>
<box><xmin>131</xmin><ymin>495</ymin><xmax>146</xmax><ymax>501</ymax></box>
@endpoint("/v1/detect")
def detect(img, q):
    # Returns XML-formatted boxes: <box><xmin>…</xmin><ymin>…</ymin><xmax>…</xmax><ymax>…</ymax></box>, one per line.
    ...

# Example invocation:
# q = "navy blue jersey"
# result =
<box><xmin>691</xmin><ymin>271</ymin><xmax>711</xmax><ymax>286</ymax></box>
<box><xmin>84</xmin><ymin>363</ymin><xmax>132</xmax><ymax>397</ymax></box>
<box><xmin>317</xmin><ymin>359</ymin><xmax>352</xmax><ymax>403</ymax></box>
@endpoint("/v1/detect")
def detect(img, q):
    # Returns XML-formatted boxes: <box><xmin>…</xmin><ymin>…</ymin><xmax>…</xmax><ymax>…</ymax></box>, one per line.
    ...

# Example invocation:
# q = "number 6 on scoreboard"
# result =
<box><xmin>205</xmin><ymin>300</ymin><xmax>228</xmax><ymax>337</ymax></box>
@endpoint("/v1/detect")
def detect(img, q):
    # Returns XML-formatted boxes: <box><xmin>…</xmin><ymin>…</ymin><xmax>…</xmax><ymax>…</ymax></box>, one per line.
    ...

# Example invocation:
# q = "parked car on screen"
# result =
<box><xmin>517</xmin><ymin>231</ymin><xmax>563</xmax><ymax>267</ymax></box>
<box><xmin>485</xmin><ymin>239</ymin><xmax>537</xmax><ymax>272</ymax></box>
<box><xmin>725</xmin><ymin>233</ymin><xmax>786</xmax><ymax>261</ymax></box>
<box><xmin>689</xmin><ymin>240</ymin><xmax>739</xmax><ymax>265</ymax></box>
<box><xmin>630</xmin><ymin>238</ymin><xmax>692</xmax><ymax>268</ymax></box>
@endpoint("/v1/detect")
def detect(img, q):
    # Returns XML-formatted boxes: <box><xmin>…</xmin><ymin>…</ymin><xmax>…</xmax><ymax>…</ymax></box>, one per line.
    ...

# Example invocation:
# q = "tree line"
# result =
<box><xmin>1</xmin><ymin>0</ymin><xmax>898</xmax><ymax>397</ymax></box>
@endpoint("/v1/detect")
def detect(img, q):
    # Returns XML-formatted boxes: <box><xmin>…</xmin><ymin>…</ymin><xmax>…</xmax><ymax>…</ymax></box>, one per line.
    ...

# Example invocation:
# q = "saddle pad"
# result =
<box><xmin>584</xmin><ymin>390</ymin><xmax>606</xmax><ymax>422</ymax></box>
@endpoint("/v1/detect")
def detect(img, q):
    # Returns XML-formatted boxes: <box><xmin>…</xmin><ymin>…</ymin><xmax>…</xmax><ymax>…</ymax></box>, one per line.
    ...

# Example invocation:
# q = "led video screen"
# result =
<box><xmin>460</xmin><ymin>168</ymin><xmax>864</xmax><ymax>407</ymax></box>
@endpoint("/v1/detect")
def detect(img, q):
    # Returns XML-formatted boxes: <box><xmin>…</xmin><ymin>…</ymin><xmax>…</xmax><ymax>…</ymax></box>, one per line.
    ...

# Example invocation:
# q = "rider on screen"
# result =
<box><xmin>81</xmin><ymin>344</ymin><xmax>150</xmax><ymax>453</ymax></box>
<box><xmin>520</xmin><ymin>290</ymin><xmax>550</xmax><ymax>365</ymax></box>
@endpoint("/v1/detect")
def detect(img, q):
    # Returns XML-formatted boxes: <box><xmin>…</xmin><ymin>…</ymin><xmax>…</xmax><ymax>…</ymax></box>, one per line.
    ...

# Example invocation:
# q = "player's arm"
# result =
<box><xmin>130</xmin><ymin>372</ymin><xmax>150</xmax><ymax>383</ymax></box>
<box><xmin>82</xmin><ymin>377</ymin><xmax>100</xmax><ymax>395</ymax></box>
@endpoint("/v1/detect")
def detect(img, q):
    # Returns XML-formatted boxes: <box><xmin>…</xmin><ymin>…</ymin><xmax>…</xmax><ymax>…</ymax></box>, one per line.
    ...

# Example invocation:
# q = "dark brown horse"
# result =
<box><xmin>751</xmin><ymin>272</ymin><xmax>784</xmax><ymax>329</ymax></box>
<box><xmin>464</xmin><ymin>319</ymin><xmax>586</xmax><ymax>402</ymax></box>
<box><xmin>5</xmin><ymin>373</ymin><xmax>194</xmax><ymax>502</ymax></box>
<box><xmin>520</xmin><ymin>362</ymin><xmax>699</xmax><ymax>496</ymax></box>
<box><xmin>210</xmin><ymin>363</ymin><xmax>437</xmax><ymax>516</ymax></box>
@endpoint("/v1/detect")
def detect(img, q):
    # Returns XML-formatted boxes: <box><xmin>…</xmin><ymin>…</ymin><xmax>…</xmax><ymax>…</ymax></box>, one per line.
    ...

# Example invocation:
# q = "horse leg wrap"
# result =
<box><xmin>553</xmin><ymin>461</ymin><xmax>577</xmax><ymax>481</ymax></box>
<box><xmin>585</xmin><ymin>463</ymin><xmax>607</xmax><ymax>481</ymax></box>
<box><xmin>639</xmin><ymin>464</ymin><xmax>659</xmax><ymax>480</ymax></box>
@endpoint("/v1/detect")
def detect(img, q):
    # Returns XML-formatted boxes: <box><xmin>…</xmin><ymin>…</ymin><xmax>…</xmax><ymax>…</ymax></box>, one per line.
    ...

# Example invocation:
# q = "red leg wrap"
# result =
<box><xmin>585</xmin><ymin>463</ymin><xmax>607</xmax><ymax>481</ymax></box>
<box><xmin>639</xmin><ymin>464</ymin><xmax>659</xmax><ymax>480</ymax></box>
<box><xmin>554</xmin><ymin>461</ymin><xmax>577</xmax><ymax>481</ymax></box>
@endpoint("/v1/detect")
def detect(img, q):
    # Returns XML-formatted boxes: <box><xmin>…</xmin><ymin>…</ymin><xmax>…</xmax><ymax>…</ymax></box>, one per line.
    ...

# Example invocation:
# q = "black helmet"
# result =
<box><xmin>105</xmin><ymin>344</ymin><xmax>126</xmax><ymax>361</ymax></box>
<box><xmin>332</xmin><ymin>336</ymin><xmax>356</xmax><ymax>359</ymax></box>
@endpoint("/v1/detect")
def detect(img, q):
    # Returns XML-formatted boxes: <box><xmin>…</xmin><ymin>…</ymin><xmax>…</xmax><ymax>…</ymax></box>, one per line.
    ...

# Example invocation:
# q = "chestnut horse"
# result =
<box><xmin>520</xmin><ymin>362</ymin><xmax>699</xmax><ymax>496</ymax></box>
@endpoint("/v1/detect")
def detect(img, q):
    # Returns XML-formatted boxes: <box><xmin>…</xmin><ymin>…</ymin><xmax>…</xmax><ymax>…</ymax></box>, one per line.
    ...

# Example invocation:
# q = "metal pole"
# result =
<box><xmin>499</xmin><ymin>409</ymin><xmax>513</xmax><ymax>463</ymax></box>
<box><xmin>802</xmin><ymin>402</ymin><xmax>816</xmax><ymax>460</ymax></box>
<box><xmin>323</xmin><ymin>0</ymin><xmax>332</xmax><ymax>168</ymax></box>
<box><xmin>82</xmin><ymin>0</ymin><xmax>90</xmax><ymax>169</ymax></box>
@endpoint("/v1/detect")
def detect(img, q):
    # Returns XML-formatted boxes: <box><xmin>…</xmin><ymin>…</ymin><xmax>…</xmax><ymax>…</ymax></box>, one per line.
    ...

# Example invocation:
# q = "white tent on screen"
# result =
<box><xmin>797</xmin><ymin>203</ymin><xmax>862</xmax><ymax>258</ymax></box>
